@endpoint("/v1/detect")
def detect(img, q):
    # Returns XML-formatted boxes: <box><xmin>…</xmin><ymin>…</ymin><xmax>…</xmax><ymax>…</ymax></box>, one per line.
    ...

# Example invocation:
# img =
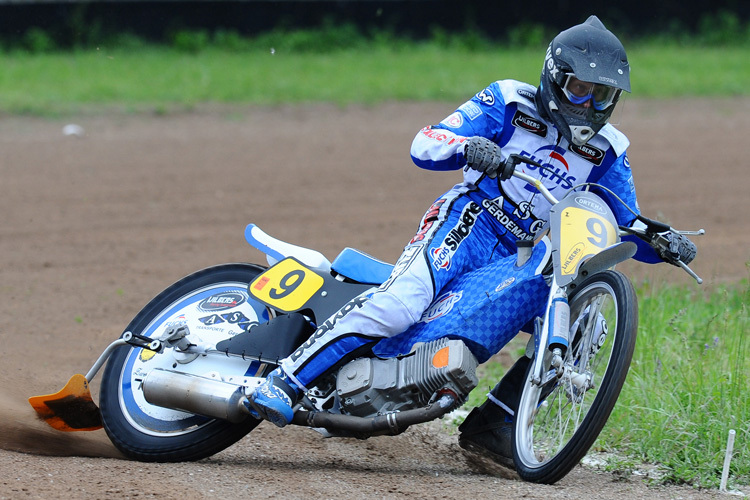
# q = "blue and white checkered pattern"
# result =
<box><xmin>373</xmin><ymin>240</ymin><xmax>550</xmax><ymax>363</ymax></box>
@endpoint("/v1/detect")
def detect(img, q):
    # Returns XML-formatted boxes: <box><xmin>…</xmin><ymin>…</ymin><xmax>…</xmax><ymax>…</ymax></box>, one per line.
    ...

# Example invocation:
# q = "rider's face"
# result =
<box><xmin>562</xmin><ymin>75</ymin><xmax>620</xmax><ymax>111</ymax></box>
<box><xmin>565</xmin><ymin>76</ymin><xmax>595</xmax><ymax>108</ymax></box>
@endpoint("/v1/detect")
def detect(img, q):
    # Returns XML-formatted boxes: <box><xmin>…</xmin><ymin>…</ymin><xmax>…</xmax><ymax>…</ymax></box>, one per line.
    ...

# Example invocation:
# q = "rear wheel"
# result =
<box><xmin>100</xmin><ymin>263</ymin><xmax>273</xmax><ymax>462</ymax></box>
<box><xmin>513</xmin><ymin>270</ymin><xmax>638</xmax><ymax>483</ymax></box>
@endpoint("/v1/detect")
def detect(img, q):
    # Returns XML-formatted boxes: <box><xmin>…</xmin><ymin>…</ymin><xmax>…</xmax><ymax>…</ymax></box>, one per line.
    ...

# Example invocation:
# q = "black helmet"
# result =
<box><xmin>537</xmin><ymin>15</ymin><xmax>630</xmax><ymax>145</ymax></box>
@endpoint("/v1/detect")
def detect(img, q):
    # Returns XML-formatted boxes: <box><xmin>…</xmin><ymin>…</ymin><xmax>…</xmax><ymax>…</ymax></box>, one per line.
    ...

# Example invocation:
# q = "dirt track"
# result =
<box><xmin>1</xmin><ymin>100</ymin><xmax>748</xmax><ymax>499</ymax></box>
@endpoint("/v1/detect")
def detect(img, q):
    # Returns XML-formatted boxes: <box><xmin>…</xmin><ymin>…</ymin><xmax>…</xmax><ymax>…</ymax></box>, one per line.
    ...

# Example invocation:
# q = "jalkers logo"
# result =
<box><xmin>569</xmin><ymin>142</ymin><xmax>605</xmax><ymax>166</ymax></box>
<box><xmin>512</xmin><ymin>110</ymin><xmax>548</xmax><ymax>137</ymax></box>
<box><xmin>198</xmin><ymin>291</ymin><xmax>247</xmax><ymax>312</ymax></box>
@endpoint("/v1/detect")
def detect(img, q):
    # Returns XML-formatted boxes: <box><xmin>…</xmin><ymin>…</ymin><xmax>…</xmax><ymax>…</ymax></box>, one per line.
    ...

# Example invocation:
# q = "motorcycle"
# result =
<box><xmin>29</xmin><ymin>154</ymin><xmax>703</xmax><ymax>484</ymax></box>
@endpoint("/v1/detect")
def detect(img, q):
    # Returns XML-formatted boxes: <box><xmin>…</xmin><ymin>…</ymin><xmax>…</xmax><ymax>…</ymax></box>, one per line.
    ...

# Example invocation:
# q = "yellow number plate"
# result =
<box><xmin>558</xmin><ymin>206</ymin><xmax>617</xmax><ymax>276</ymax></box>
<box><xmin>249</xmin><ymin>258</ymin><xmax>324</xmax><ymax>312</ymax></box>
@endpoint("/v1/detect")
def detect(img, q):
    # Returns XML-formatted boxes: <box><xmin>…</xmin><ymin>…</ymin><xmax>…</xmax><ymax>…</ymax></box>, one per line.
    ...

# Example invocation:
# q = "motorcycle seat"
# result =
<box><xmin>331</xmin><ymin>247</ymin><xmax>394</xmax><ymax>285</ymax></box>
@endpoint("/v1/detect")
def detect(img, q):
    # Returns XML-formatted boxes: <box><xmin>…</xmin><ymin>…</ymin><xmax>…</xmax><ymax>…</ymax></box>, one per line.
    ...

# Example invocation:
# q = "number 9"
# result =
<box><xmin>586</xmin><ymin>218</ymin><xmax>608</xmax><ymax>248</ymax></box>
<box><xmin>269</xmin><ymin>270</ymin><xmax>305</xmax><ymax>299</ymax></box>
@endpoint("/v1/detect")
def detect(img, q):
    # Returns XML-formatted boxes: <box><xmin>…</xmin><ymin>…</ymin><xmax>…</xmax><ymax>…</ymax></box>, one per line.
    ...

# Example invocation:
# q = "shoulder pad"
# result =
<box><xmin>494</xmin><ymin>80</ymin><xmax>538</xmax><ymax>106</ymax></box>
<box><xmin>596</xmin><ymin>124</ymin><xmax>630</xmax><ymax>156</ymax></box>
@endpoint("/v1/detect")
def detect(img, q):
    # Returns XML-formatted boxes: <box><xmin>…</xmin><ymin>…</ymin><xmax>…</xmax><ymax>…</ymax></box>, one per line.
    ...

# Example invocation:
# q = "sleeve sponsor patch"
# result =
<box><xmin>440</xmin><ymin>111</ymin><xmax>464</xmax><ymax>129</ymax></box>
<box><xmin>458</xmin><ymin>101</ymin><xmax>482</xmax><ymax>120</ymax></box>
<box><xmin>476</xmin><ymin>87</ymin><xmax>496</xmax><ymax>106</ymax></box>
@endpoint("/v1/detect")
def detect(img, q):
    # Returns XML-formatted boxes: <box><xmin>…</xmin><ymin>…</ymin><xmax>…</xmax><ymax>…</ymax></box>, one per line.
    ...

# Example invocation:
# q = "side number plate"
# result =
<box><xmin>249</xmin><ymin>258</ymin><xmax>324</xmax><ymax>312</ymax></box>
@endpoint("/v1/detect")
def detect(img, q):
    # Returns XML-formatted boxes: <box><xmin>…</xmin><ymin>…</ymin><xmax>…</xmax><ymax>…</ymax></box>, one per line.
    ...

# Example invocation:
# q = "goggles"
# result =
<box><xmin>561</xmin><ymin>74</ymin><xmax>620</xmax><ymax>111</ymax></box>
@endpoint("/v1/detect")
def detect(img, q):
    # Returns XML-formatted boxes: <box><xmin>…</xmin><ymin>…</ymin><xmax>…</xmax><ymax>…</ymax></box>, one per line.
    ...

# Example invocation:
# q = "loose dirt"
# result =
<box><xmin>1</xmin><ymin>99</ymin><xmax>748</xmax><ymax>499</ymax></box>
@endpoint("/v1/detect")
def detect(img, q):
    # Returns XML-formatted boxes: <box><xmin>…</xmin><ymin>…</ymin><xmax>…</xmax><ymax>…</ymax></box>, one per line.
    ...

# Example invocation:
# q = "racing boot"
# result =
<box><xmin>244</xmin><ymin>367</ymin><xmax>300</xmax><ymax>427</ymax></box>
<box><xmin>458</xmin><ymin>398</ymin><xmax>515</xmax><ymax>469</ymax></box>
<box><xmin>458</xmin><ymin>356</ymin><xmax>530</xmax><ymax>469</ymax></box>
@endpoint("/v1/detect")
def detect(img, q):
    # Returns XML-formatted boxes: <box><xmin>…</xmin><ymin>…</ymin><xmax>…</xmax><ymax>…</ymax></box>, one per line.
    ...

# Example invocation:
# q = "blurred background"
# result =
<box><xmin>0</xmin><ymin>0</ymin><xmax>748</xmax><ymax>48</ymax></box>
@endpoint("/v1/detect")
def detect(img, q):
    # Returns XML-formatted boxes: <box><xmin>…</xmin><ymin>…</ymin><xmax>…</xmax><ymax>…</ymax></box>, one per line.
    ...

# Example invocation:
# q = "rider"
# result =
<box><xmin>246</xmin><ymin>15</ymin><xmax>697</xmax><ymax>467</ymax></box>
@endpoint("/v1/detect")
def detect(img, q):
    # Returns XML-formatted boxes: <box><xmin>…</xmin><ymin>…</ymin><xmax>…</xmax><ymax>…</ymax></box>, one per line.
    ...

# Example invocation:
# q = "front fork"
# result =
<box><xmin>529</xmin><ymin>277</ymin><xmax>570</xmax><ymax>386</ymax></box>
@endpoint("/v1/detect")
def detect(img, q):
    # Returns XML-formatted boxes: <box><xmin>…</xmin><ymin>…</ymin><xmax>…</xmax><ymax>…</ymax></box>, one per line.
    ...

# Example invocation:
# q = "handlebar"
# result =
<box><xmin>503</xmin><ymin>154</ymin><xmax>705</xmax><ymax>284</ymax></box>
<box><xmin>621</xmin><ymin>221</ymin><xmax>705</xmax><ymax>284</ymax></box>
<box><xmin>506</xmin><ymin>154</ymin><xmax>559</xmax><ymax>205</ymax></box>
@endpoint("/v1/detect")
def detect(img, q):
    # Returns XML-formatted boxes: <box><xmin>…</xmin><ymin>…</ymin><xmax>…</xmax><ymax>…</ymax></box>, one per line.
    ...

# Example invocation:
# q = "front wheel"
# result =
<box><xmin>513</xmin><ymin>270</ymin><xmax>638</xmax><ymax>483</ymax></box>
<box><xmin>100</xmin><ymin>263</ymin><xmax>272</xmax><ymax>462</ymax></box>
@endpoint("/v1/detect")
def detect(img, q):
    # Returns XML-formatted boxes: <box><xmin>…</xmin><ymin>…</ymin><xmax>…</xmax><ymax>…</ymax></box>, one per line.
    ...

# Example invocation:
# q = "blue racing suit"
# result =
<box><xmin>280</xmin><ymin>79</ymin><xmax>660</xmax><ymax>396</ymax></box>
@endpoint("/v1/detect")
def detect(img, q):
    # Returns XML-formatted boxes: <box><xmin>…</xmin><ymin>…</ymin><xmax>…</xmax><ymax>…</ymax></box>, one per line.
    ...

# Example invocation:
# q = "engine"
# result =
<box><xmin>335</xmin><ymin>338</ymin><xmax>479</xmax><ymax>418</ymax></box>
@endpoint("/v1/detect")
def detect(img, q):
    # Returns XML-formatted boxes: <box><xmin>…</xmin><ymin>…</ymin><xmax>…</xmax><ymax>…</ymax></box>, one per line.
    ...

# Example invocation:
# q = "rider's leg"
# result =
<box><xmin>247</xmin><ymin>189</ymin><xmax>504</xmax><ymax>427</ymax></box>
<box><xmin>245</xmin><ymin>256</ymin><xmax>436</xmax><ymax>427</ymax></box>
<box><xmin>458</xmin><ymin>356</ymin><xmax>529</xmax><ymax>467</ymax></box>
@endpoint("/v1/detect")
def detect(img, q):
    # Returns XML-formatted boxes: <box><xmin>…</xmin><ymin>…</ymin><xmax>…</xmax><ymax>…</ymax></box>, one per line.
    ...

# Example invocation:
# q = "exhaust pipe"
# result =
<box><xmin>291</xmin><ymin>391</ymin><xmax>457</xmax><ymax>435</ymax></box>
<box><xmin>142</xmin><ymin>369</ymin><xmax>249</xmax><ymax>423</ymax></box>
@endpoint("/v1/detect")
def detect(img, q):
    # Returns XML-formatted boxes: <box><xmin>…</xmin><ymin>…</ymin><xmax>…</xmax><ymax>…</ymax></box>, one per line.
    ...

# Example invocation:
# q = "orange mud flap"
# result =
<box><xmin>29</xmin><ymin>337</ymin><xmax>134</xmax><ymax>432</ymax></box>
<box><xmin>29</xmin><ymin>374</ymin><xmax>103</xmax><ymax>431</ymax></box>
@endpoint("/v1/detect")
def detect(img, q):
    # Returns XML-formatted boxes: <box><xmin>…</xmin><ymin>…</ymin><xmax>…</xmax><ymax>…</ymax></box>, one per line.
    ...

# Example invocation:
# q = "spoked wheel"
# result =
<box><xmin>100</xmin><ymin>263</ymin><xmax>274</xmax><ymax>462</ymax></box>
<box><xmin>513</xmin><ymin>270</ymin><xmax>638</xmax><ymax>483</ymax></box>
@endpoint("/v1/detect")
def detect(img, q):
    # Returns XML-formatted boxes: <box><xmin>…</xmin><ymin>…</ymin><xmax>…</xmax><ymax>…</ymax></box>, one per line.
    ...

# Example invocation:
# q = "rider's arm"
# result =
<box><xmin>594</xmin><ymin>152</ymin><xmax>663</xmax><ymax>264</ymax></box>
<box><xmin>410</xmin><ymin>82</ymin><xmax>506</xmax><ymax>171</ymax></box>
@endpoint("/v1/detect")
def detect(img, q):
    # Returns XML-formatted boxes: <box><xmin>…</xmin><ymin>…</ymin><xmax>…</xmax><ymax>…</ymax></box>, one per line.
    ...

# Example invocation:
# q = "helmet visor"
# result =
<box><xmin>562</xmin><ymin>74</ymin><xmax>621</xmax><ymax>111</ymax></box>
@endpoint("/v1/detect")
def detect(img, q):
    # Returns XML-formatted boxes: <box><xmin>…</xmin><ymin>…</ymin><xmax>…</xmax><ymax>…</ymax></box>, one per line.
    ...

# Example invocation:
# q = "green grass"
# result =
<box><xmin>601</xmin><ymin>279</ymin><xmax>750</xmax><ymax>488</ymax></box>
<box><xmin>465</xmin><ymin>278</ymin><xmax>749</xmax><ymax>488</ymax></box>
<box><xmin>0</xmin><ymin>42</ymin><xmax>747</xmax><ymax>115</ymax></box>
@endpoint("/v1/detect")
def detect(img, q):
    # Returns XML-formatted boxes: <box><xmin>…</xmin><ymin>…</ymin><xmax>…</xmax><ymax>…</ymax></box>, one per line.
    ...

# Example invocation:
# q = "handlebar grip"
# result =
<box><xmin>636</xmin><ymin>215</ymin><xmax>671</xmax><ymax>233</ymax></box>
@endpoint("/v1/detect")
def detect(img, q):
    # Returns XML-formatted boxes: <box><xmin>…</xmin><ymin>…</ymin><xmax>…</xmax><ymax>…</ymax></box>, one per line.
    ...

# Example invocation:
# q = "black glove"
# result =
<box><xmin>659</xmin><ymin>232</ymin><xmax>697</xmax><ymax>265</ymax></box>
<box><xmin>464</xmin><ymin>137</ymin><xmax>510</xmax><ymax>180</ymax></box>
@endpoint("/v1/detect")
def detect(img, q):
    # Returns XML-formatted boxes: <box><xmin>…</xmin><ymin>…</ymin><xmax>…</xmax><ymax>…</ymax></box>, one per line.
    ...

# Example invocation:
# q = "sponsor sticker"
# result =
<box><xmin>476</xmin><ymin>87</ymin><xmax>495</xmax><ymax>106</ymax></box>
<box><xmin>411</xmin><ymin>198</ymin><xmax>446</xmax><ymax>244</ymax></box>
<box><xmin>441</xmin><ymin>112</ymin><xmax>463</xmax><ymax>129</ymax></box>
<box><xmin>290</xmin><ymin>296</ymin><xmax>369</xmax><ymax>361</ymax></box>
<box><xmin>459</xmin><ymin>101</ymin><xmax>482</xmax><ymax>120</ymax></box>
<box><xmin>495</xmin><ymin>277</ymin><xmax>516</xmax><ymax>292</ymax></box>
<box><xmin>517</xmin><ymin>88</ymin><xmax>535</xmax><ymax>101</ymax></box>
<box><xmin>381</xmin><ymin>244</ymin><xmax>423</xmax><ymax>291</ymax></box>
<box><xmin>420</xmin><ymin>291</ymin><xmax>463</xmax><ymax>323</ymax></box>
<box><xmin>574</xmin><ymin>196</ymin><xmax>606</xmax><ymax>214</ymax></box>
<box><xmin>431</xmin><ymin>202</ymin><xmax>482</xmax><ymax>272</ymax></box>
<box><xmin>569</xmin><ymin>142</ymin><xmax>605</xmax><ymax>166</ymax></box>
<box><xmin>511</xmin><ymin>110</ymin><xmax>548</xmax><ymax>137</ymax></box>
<box><xmin>198</xmin><ymin>291</ymin><xmax>247</xmax><ymax>312</ymax></box>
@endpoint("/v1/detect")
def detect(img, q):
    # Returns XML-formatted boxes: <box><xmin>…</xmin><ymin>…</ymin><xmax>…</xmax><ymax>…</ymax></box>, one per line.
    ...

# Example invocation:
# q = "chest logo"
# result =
<box><xmin>512</xmin><ymin>110</ymin><xmax>548</xmax><ymax>137</ymax></box>
<box><xmin>569</xmin><ymin>143</ymin><xmax>605</xmax><ymax>166</ymax></box>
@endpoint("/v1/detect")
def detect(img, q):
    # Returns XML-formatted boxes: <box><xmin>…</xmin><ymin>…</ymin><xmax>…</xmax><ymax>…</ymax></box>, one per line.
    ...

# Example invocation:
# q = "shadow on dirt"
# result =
<box><xmin>0</xmin><ymin>388</ymin><xmax>122</xmax><ymax>459</ymax></box>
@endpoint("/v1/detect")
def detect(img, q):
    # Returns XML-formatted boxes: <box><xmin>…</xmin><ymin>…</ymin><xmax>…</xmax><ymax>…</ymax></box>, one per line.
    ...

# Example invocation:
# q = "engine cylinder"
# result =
<box><xmin>336</xmin><ymin>338</ymin><xmax>478</xmax><ymax>417</ymax></box>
